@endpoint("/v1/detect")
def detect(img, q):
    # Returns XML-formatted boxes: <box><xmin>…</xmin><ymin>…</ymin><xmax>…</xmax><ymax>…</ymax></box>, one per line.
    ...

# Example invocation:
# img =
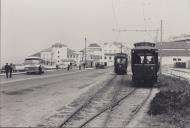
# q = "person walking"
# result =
<box><xmin>4</xmin><ymin>63</ymin><xmax>9</xmax><ymax>78</ymax></box>
<box><xmin>38</xmin><ymin>65</ymin><xmax>42</xmax><ymax>74</ymax></box>
<box><xmin>79</xmin><ymin>64</ymin><xmax>81</xmax><ymax>70</ymax></box>
<box><xmin>9</xmin><ymin>63</ymin><xmax>13</xmax><ymax>78</ymax></box>
<box><xmin>67</xmin><ymin>64</ymin><xmax>70</xmax><ymax>71</ymax></box>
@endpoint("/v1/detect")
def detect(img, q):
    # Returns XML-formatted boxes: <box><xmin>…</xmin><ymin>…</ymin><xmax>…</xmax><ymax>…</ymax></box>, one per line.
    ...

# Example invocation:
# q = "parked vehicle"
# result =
<box><xmin>114</xmin><ymin>53</ymin><xmax>128</xmax><ymax>74</ymax></box>
<box><xmin>95</xmin><ymin>62</ymin><xmax>105</xmax><ymax>69</ymax></box>
<box><xmin>24</xmin><ymin>56</ymin><xmax>45</xmax><ymax>74</ymax></box>
<box><xmin>131</xmin><ymin>42</ymin><xmax>159</xmax><ymax>84</ymax></box>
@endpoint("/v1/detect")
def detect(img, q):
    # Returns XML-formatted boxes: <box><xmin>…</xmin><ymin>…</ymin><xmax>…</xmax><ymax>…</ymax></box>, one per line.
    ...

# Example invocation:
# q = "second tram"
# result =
<box><xmin>131</xmin><ymin>42</ymin><xmax>159</xmax><ymax>84</ymax></box>
<box><xmin>114</xmin><ymin>53</ymin><xmax>128</xmax><ymax>74</ymax></box>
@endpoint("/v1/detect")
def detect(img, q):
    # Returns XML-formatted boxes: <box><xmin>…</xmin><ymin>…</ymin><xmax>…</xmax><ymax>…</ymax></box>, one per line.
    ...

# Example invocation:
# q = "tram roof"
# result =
<box><xmin>134</xmin><ymin>42</ymin><xmax>156</xmax><ymax>47</ymax></box>
<box><xmin>132</xmin><ymin>46</ymin><xmax>158</xmax><ymax>50</ymax></box>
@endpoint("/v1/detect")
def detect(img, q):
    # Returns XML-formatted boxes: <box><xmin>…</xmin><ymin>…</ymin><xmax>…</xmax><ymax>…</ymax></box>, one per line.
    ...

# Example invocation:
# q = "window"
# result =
<box><xmin>58</xmin><ymin>51</ymin><xmax>60</xmax><ymax>54</ymax></box>
<box><xmin>173</xmin><ymin>58</ymin><xmax>177</xmax><ymax>61</ymax></box>
<box><xmin>58</xmin><ymin>56</ymin><xmax>59</xmax><ymax>58</ymax></box>
<box><xmin>58</xmin><ymin>60</ymin><xmax>59</xmax><ymax>63</ymax></box>
<box><xmin>104</xmin><ymin>56</ymin><xmax>107</xmax><ymax>59</ymax></box>
<box><xmin>116</xmin><ymin>58</ymin><xmax>126</xmax><ymax>64</ymax></box>
<box><xmin>109</xmin><ymin>56</ymin><xmax>112</xmax><ymax>60</ymax></box>
<box><xmin>178</xmin><ymin>58</ymin><xmax>181</xmax><ymax>61</ymax></box>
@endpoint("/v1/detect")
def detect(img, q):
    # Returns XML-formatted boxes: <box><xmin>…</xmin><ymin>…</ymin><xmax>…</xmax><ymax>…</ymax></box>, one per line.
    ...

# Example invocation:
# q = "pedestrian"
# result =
<box><xmin>38</xmin><ymin>65</ymin><xmax>42</xmax><ymax>74</ymax></box>
<box><xmin>67</xmin><ymin>64</ymin><xmax>70</xmax><ymax>71</ymax></box>
<box><xmin>83</xmin><ymin>63</ymin><xmax>85</xmax><ymax>69</ymax></box>
<box><xmin>79</xmin><ymin>64</ymin><xmax>81</xmax><ymax>70</ymax></box>
<box><xmin>4</xmin><ymin>63</ymin><xmax>9</xmax><ymax>78</ymax></box>
<box><xmin>9</xmin><ymin>63</ymin><xmax>13</xmax><ymax>78</ymax></box>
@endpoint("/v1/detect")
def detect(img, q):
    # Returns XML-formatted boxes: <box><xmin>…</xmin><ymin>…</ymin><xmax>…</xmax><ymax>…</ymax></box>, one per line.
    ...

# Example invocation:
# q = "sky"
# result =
<box><xmin>1</xmin><ymin>0</ymin><xmax>190</xmax><ymax>65</ymax></box>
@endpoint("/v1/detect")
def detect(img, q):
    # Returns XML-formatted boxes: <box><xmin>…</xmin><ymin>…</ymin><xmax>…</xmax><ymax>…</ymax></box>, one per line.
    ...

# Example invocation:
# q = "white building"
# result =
<box><xmin>79</xmin><ymin>43</ymin><xmax>102</xmax><ymax>67</ymax></box>
<box><xmin>102</xmin><ymin>42</ymin><xmax>130</xmax><ymax>66</ymax></box>
<box><xmin>31</xmin><ymin>43</ymin><xmax>79</xmax><ymax>66</ymax></box>
<box><xmin>156</xmin><ymin>35</ymin><xmax>190</xmax><ymax>68</ymax></box>
<box><xmin>51</xmin><ymin>43</ymin><xmax>67</xmax><ymax>65</ymax></box>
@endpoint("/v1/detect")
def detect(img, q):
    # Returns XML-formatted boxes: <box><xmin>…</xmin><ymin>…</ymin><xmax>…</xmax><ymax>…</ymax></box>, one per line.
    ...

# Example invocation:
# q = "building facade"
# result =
<box><xmin>156</xmin><ymin>34</ymin><xmax>190</xmax><ymax>68</ymax></box>
<box><xmin>31</xmin><ymin>43</ymin><xmax>79</xmax><ymax>66</ymax></box>
<box><xmin>101</xmin><ymin>42</ymin><xmax>130</xmax><ymax>66</ymax></box>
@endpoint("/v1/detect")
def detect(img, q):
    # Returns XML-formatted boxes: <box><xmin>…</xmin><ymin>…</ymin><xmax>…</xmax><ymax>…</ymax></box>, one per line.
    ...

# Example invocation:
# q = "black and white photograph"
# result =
<box><xmin>0</xmin><ymin>0</ymin><xmax>190</xmax><ymax>127</ymax></box>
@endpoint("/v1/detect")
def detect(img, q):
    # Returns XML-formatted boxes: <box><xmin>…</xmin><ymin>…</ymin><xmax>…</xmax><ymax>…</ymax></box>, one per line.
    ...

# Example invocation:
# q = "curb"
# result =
<box><xmin>0</xmin><ymin>72</ymin><xmax>26</xmax><ymax>76</ymax></box>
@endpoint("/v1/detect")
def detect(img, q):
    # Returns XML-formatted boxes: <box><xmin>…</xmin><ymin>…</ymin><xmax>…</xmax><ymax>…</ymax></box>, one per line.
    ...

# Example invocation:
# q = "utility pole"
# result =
<box><xmin>160</xmin><ymin>20</ymin><xmax>163</xmax><ymax>74</ymax></box>
<box><xmin>84</xmin><ymin>37</ymin><xmax>87</xmax><ymax>69</ymax></box>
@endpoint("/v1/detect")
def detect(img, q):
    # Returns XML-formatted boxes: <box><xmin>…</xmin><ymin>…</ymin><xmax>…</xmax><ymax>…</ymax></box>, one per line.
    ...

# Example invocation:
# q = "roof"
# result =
<box><xmin>160</xmin><ymin>50</ymin><xmax>190</xmax><ymax>56</ymax></box>
<box><xmin>79</xmin><ymin>49</ymin><xmax>84</xmax><ymax>53</ymax></box>
<box><xmin>67</xmin><ymin>48</ymin><xmax>78</xmax><ymax>55</ymax></box>
<box><xmin>25</xmin><ymin>56</ymin><xmax>41</xmax><ymax>60</ymax></box>
<box><xmin>30</xmin><ymin>52</ymin><xmax>41</xmax><ymax>57</ymax></box>
<box><xmin>88</xmin><ymin>43</ymin><xmax>101</xmax><ymax>47</ymax></box>
<box><xmin>168</xmin><ymin>34</ymin><xmax>190</xmax><ymax>41</ymax></box>
<box><xmin>41</xmin><ymin>47</ymin><xmax>52</xmax><ymax>52</ymax></box>
<box><xmin>52</xmin><ymin>43</ymin><xmax>67</xmax><ymax>48</ymax></box>
<box><xmin>104</xmin><ymin>42</ymin><xmax>125</xmax><ymax>47</ymax></box>
<box><xmin>156</xmin><ymin>41</ymin><xmax>190</xmax><ymax>49</ymax></box>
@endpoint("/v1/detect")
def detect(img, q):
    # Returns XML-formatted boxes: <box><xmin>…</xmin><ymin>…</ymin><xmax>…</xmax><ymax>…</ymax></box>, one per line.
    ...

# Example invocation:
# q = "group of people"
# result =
<box><xmin>4</xmin><ymin>63</ymin><xmax>13</xmax><ymax>78</ymax></box>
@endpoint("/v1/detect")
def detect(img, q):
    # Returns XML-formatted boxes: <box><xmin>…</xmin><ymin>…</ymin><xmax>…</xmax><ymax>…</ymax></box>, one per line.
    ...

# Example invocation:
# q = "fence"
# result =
<box><xmin>163</xmin><ymin>68</ymin><xmax>190</xmax><ymax>84</ymax></box>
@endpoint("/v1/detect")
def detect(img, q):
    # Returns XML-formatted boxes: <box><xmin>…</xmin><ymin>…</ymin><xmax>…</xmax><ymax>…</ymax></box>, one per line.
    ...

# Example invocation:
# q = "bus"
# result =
<box><xmin>24</xmin><ymin>56</ymin><xmax>45</xmax><ymax>74</ymax></box>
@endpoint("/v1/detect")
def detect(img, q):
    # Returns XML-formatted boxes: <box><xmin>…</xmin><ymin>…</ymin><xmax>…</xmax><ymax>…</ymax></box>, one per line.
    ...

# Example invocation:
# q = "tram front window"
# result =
<box><xmin>141</xmin><ymin>55</ymin><xmax>155</xmax><ymax>64</ymax></box>
<box><xmin>116</xmin><ymin>58</ymin><xmax>126</xmax><ymax>64</ymax></box>
<box><xmin>133</xmin><ymin>53</ymin><xmax>155</xmax><ymax>64</ymax></box>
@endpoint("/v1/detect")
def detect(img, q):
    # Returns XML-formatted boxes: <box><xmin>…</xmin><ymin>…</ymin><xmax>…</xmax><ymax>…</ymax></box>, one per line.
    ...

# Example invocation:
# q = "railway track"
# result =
<box><xmin>58</xmin><ymin>75</ymin><xmax>153</xmax><ymax>128</ymax></box>
<box><xmin>58</xmin><ymin>75</ymin><xmax>118</xmax><ymax>127</ymax></box>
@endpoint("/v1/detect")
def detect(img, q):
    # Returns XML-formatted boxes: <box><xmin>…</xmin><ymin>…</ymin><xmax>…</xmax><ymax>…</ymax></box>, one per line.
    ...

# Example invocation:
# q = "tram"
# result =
<box><xmin>131</xmin><ymin>42</ymin><xmax>159</xmax><ymax>83</ymax></box>
<box><xmin>114</xmin><ymin>53</ymin><xmax>128</xmax><ymax>74</ymax></box>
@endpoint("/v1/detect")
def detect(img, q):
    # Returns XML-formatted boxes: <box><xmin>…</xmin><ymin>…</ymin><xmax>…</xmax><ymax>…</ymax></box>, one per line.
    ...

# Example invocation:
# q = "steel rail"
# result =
<box><xmin>123</xmin><ymin>88</ymin><xmax>153</xmax><ymax>127</ymax></box>
<box><xmin>58</xmin><ymin>75</ymin><xmax>117</xmax><ymax>128</ymax></box>
<box><xmin>79</xmin><ymin>88</ymin><xmax>137</xmax><ymax>128</ymax></box>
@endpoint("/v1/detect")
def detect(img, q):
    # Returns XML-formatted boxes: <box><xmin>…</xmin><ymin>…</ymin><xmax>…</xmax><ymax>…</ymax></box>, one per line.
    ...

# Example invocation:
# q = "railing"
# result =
<box><xmin>163</xmin><ymin>68</ymin><xmax>190</xmax><ymax>84</ymax></box>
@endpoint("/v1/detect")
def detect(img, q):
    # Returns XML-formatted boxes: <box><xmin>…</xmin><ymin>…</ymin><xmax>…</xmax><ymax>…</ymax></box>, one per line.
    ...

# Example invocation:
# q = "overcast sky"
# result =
<box><xmin>1</xmin><ymin>0</ymin><xmax>190</xmax><ymax>64</ymax></box>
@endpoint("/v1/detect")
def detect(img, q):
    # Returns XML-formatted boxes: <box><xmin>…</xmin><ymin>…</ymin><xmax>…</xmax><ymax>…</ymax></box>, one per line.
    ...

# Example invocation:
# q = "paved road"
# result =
<box><xmin>0</xmin><ymin>68</ymin><xmax>113</xmax><ymax>127</ymax></box>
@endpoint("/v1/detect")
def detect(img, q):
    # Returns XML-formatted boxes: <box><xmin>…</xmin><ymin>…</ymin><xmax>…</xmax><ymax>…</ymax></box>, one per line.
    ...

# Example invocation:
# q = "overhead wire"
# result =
<box><xmin>141</xmin><ymin>0</ymin><xmax>157</xmax><ymax>42</ymax></box>
<box><xmin>111</xmin><ymin>0</ymin><xmax>120</xmax><ymax>42</ymax></box>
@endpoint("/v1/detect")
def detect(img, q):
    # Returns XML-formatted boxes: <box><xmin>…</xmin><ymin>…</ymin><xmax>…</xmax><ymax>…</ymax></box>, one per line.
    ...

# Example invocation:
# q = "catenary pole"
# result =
<box><xmin>84</xmin><ymin>37</ymin><xmax>87</xmax><ymax>68</ymax></box>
